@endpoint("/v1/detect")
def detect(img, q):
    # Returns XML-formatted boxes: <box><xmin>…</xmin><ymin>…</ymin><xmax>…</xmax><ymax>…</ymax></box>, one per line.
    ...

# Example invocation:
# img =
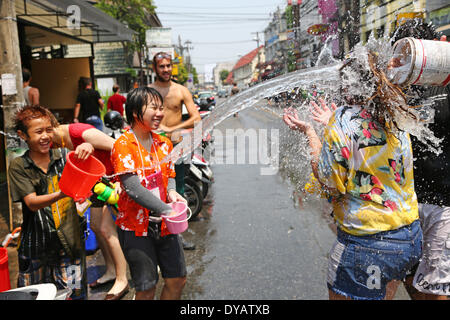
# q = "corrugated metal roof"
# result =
<box><xmin>16</xmin><ymin>0</ymin><xmax>136</xmax><ymax>43</ymax></box>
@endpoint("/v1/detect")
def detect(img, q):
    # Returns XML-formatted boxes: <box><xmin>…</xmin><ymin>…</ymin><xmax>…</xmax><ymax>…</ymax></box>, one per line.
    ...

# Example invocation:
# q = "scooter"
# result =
<box><xmin>182</xmin><ymin>133</ymin><xmax>214</xmax><ymax>220</ymax></box>
<box><xmin>0</xmin><ymin>230</ymin><xmax>72</xmax><ymax>300</ymax></box>
<box><xmin>0</xmin><ymin>284</ymin><xmax>72</xmax><ymax>300</ymax></box>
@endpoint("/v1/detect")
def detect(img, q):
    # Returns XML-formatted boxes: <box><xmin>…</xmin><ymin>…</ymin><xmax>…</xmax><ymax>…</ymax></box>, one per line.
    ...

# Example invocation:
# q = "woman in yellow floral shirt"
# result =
<box><xmin>283</xmin><ymin>50</ymin><xmax>422</xmax><ymax>300</ymax></box>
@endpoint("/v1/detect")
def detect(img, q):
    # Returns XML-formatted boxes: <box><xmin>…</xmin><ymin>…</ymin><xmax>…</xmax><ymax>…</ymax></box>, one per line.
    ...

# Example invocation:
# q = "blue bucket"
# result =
<box><xmin>84</xmin><ymin>208</ymin><xmax>98</xmax><ymax>253</ymax></box>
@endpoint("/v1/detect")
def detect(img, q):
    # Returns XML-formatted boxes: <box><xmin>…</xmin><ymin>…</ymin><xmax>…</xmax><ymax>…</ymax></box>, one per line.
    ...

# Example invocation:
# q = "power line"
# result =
<box><xmin>193</xmin><ymin>40</ymin><xmax>254</xmax><ymax>45</ymax></box>
<box><xmin>156</xmin><ymin>11</ymin><xmax>270</xmax><ymax>16</ymax></box>
<box><xmin>155</xmin><ymin>4</ymin><xmax>283</xmax><ymax>10</ymax></box>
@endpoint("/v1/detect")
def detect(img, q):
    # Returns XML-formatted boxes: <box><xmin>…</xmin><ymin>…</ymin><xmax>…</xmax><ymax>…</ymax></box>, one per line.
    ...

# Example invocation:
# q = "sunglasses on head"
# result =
<box><xmin>155</xmin><ymin>53</ymin><xmax>171</xmax><ymax>60</ymax></box>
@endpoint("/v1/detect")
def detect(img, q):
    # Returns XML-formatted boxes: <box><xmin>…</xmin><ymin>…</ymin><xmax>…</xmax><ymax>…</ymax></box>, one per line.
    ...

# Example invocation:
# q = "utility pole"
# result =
<box><xmin>0</xmin><ymin>0</ymin><xmax>25</xmax><ymax>231</ymax></box>
<box><xmin>178</xmin><ymin>35</ymin><xmax>184</xmax><ymax>57</ymax></box>
<box><xmin>288</xmin><ymin>0</ymin><xmax>301</xmax><ymax>70</ymax></box>
<box><xmin>251</xmin><ymin>31</ymin><xmax>261</xmax><ymax>82</ymax></box>
<box><xmin>184</xmin><ymin>40</ymin><xmax>193</xmax><ymax>89</ymax></box>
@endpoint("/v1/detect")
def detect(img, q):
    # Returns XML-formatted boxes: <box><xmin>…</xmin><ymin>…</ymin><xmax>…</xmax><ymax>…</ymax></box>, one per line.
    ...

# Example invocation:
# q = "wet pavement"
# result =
<box><xmin>0</xmin><ymin>103</ymin><xmax>410</xmax><ymax>300</ymax></box>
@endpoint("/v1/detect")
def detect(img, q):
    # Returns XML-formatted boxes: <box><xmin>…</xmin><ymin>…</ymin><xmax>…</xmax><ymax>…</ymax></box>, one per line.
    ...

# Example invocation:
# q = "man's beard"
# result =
<box><xmin>156</xmin><ymin>72</ymin><xmax>171</xmax><ymax>83</ymax></box>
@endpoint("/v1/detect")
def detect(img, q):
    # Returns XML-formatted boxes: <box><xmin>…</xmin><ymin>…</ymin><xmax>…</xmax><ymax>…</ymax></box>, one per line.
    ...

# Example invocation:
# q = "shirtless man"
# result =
<box><xmin>149</xmin><ymin>52</ymin><xmax>201</xmax><ymax>250</ymax></box>
<box><xmin>149</xmin><ymin>52</ymin><xmax>201</xmax><ymax>139</ymax></box>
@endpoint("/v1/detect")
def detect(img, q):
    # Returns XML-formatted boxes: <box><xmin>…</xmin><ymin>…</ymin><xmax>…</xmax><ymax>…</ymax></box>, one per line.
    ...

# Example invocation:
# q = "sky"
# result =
<box><xmin>152</xmin><ymin>0</ymin><xmax>289</xmax><ymax>74</ymax></box>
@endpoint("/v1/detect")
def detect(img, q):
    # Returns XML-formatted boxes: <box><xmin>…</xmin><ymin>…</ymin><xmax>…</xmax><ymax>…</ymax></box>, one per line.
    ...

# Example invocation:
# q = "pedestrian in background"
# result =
<box><xmin>107</xmin><ymin>84</ymin><xmax>127</xmax><ymax>117</ymax></box>
<box><xmin>22</xmin><ymin>68</ymin><xmax>40</xmax><ymax>107</ymax></box>
<box><xmin>231</xmin><ymin>82</ymin><xmax>240</xmax><ymax>117</ymax></box>
<box><xmin>74</xmin><ymin>77</ymin><xmax>104</xmax><ymax>131</ymax></box>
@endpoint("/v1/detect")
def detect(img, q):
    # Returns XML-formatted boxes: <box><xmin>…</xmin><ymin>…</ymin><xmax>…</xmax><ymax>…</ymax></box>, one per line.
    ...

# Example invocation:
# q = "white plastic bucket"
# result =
<box><xmin>389</xmin><ymin>37</ymin><xmax>450</xmax><ymax>87</ymax></box>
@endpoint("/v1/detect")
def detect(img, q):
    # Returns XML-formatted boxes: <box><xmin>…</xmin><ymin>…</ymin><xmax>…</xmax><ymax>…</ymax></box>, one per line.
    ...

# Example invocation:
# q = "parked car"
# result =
<box><xmin>196</xmin><ymin>91</ymin><xmax>216</xmax><ymax>111</ymax></box>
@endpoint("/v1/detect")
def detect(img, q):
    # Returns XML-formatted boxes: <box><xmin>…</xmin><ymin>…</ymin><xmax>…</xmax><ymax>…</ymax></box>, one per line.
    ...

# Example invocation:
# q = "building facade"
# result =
<box><xmin>231</xmin><ymin>46</ymin><xmax>265</xmax><ymax>89</ymax></box>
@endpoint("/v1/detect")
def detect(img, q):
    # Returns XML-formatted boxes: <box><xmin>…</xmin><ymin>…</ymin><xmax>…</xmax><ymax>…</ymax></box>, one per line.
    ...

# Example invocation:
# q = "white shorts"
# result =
<box><xmin>413</xmin><ymin>203</ymin><xmax>450</xmax><ymax>295</ymax></box>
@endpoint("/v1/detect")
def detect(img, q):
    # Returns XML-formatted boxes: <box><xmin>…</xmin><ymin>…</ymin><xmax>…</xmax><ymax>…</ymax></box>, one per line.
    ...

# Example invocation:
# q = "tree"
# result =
<box><xmin>220</xmin><ymin>70</ymin><xmax>229</xmax><ymax>83</ymax></box>
<box><xmin>95</xmin><ymin>0</ymin><xmax>157</xmax><ymax>84</ymax></box>
<box><xmin>177</xmin><ymin>63</ymin><xmax>188</xmax><ymax>85</ymax></box>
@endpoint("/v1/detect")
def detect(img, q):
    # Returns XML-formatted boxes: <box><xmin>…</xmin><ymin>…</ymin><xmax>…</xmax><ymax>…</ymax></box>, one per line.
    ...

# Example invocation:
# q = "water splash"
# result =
<box><xmin>102</xmin><ymin>37</ymin><xmax>446</xmax><ymax>194</ymax></box>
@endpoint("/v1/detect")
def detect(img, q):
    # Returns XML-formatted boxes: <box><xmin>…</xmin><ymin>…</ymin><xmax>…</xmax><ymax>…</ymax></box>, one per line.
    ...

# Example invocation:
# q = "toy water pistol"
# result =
<box><xmin>94</xmin><ymin>177</ymin><xmax>119</xmax><ymax>210</ymax></box>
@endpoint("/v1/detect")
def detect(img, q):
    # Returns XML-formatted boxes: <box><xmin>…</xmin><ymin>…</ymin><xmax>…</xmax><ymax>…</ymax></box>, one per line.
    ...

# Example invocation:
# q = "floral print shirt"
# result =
<box><xmin>111</xmin><ymin>129</ymin><xmax>176</xmax><ymax>236</ymax></box>
<box><xmin>318</xmin><ymin>106</ymin><xmax>419</xmax><ymax>236</ymax></box>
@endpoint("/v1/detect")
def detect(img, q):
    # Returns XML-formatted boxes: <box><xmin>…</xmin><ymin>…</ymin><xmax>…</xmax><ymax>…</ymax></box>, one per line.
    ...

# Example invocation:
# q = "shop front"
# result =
<box><xmin>0</xmin><ymin>0</ymin><xmax>134</xmax><ymax>230</ymax></box>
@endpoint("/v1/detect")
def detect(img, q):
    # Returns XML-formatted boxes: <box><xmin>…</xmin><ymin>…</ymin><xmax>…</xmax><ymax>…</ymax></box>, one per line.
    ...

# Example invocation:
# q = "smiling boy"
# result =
<box><xmin>8</xmin><ymin>105</ymin><xmax>86</xmax><ymax>299</ymax></box>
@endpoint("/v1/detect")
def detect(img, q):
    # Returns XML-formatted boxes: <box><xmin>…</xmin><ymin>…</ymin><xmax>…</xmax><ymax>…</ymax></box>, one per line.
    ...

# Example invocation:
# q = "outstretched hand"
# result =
<box><xmin>309</xmin><ymin>97</ymin><xmax>337</xmax><ymax>126</ymax></box>
<box><xmin>283</xmin><ymin>107</ymin><xmax>314</xmax><ymax>134</ymax></box>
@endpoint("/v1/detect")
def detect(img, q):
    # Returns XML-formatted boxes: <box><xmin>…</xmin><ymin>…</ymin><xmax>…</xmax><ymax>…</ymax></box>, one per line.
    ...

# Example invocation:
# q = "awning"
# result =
<box><xmin>16</xmin><ymin>0</ymin><xmax>136</xmax><ymax>46</ymax></box>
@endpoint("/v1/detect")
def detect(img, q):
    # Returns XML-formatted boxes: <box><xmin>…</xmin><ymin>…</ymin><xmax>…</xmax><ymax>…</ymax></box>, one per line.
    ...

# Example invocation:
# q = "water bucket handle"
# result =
<box><xmin>164</xmin><ymin>205</ymin><xmax>192</xmax><ymax>223</ymax></box>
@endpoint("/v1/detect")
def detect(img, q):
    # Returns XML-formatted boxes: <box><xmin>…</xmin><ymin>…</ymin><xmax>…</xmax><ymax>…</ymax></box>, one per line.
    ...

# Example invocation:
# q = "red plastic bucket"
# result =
<box><xmin>59</xmin><ymin>151</ymin><xmax>106</xmax><ymax>201</ymax></box>
<box><xmin>161</xmin><ymin>202</ymin><xmax>192</xmax><ymax>234</ymax></box>
<box><xmin>0</xmin><ymin>248</ymin><xmax>11</xmax><ymax>292</ymax></box>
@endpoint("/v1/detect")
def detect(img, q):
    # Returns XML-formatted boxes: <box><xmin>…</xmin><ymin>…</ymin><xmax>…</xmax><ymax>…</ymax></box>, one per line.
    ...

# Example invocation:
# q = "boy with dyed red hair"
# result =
<box><xmin>9</xmin><ymin>105</ymin><xmax>86</xmax><ymax>299</ymax></box>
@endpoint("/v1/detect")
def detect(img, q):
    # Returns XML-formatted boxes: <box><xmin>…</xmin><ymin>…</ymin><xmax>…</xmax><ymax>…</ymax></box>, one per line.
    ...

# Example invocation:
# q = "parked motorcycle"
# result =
<box><xmin>0</xmin><ymin>284</ymin><xmax>72</xmax><ymax>300</ymax></box>
<box><xmin>0</xmin><ymin>230</ymin><xmax>72</xmax><ymax>300</ymax></box>
<box><xmin>181</xmin><ymin>130</ymin><xmax>214</xmax><ymax>220</ymax></box>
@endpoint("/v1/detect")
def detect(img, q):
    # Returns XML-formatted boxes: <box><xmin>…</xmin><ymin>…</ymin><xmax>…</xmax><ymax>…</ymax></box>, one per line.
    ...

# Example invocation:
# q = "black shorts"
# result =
<box><xmin>117</xmin><ymin>223</ymin><xmax>186</xmax><ymax>292</ymax></box>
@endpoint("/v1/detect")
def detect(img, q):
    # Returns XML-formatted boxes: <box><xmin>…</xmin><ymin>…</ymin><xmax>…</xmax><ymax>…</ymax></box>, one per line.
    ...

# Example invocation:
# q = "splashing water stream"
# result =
<box><xmin>1</xmin><ymin>37</ymin><xmax>446</xmax><ymax>198</ymax></box>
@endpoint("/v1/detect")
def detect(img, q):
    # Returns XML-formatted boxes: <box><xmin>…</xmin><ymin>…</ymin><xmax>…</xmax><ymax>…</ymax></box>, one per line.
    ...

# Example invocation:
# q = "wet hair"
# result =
<box><xmin>113</xmin><ymin>84</ymin><xmax>120</xmax><ymax>93</ymax></box>
<box><xmin>340</xmin><ymin>51</ymin><xmax>416</xmax><ymax>131</ymax></box>
<box><xmin>391</xmin><ymin>18</ymin><xmax>441</xmax><ymax>44</ymax></box>
<box><xmin>22</xmin><ymin>68</ymin><xmax>31</xmax><ymax>83</ymax></box>
<box><xmin>14</xmin><ymin>105</ymin><xmax>59</xmax><ymax>134</ymax></box>
<box><xmin>125</xmin><ymin>87</ymin><xmax>164</xmax><ymax>127</ymax></box>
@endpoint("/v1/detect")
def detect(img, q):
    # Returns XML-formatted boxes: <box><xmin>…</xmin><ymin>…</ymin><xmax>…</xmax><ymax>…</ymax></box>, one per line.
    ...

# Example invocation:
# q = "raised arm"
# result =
<box><xmin>283</xmin><ymin>107</ymin><xmax>322</xmax><ymax>179</ymax></box>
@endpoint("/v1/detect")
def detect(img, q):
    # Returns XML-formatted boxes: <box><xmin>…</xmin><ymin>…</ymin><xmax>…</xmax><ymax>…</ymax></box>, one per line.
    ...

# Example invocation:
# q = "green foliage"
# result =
<box><xmin>100</xmin><ymin>89</ymin><xmax>113</xmax><ymax>120</ymax></box>
<box><xmin>192</xmin><ymin>67</ymin><xmax>199</xmax><ymax>84</ymax></box>
<box><xmin>96</xmin><ymin>0</ymin><xmax>156</xmax><ymax>45</ymax></box>
<box><xmin>285</xmin><ymin>5</ymin><xmax>294</xmax><ymax>29</ymax></box>
<box><xmin>177</xmin><ymin>63</ymin><xmax>189</xmax><ymax>85</ymax></box>
<box><xmin>220</xmin><ymin>70</ymin><xmax>229</xmax><ymax>82</ymax></box>
<box><xmin>125</xmin><ymin>67</ymin><xmax>137</xmax><ymax>78</ymax></box>
<box><xmin>96</xmin><ymin>0</ymin><xmax>157</xmax><ymax>68</ymax></box>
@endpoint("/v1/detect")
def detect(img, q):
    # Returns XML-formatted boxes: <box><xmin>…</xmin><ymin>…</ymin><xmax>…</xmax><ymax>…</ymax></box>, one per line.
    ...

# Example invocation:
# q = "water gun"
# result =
<box><xmin>94</xmin><ymin>178</ymin><xmax>119</xmax><ymax>210</ymax></box>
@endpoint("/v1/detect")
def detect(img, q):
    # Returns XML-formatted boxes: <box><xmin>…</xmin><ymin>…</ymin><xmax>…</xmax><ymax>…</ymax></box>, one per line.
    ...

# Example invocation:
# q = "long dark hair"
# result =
<box><xmin>340</xmin><ymin>51</ymin><xmax>417</xmax><ymax>131</ymax></box>
<box><xmin>125</xmin><ymin>87</ymin><xmax>163</xmax><ymax>127</ymax></box>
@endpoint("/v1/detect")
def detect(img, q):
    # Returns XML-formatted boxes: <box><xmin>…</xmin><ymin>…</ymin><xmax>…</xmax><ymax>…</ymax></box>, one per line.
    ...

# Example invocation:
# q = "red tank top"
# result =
<box><xmin>68</xmin><ymin>123</ymin><xmax>114</xmax><ymax>175</ymax></box>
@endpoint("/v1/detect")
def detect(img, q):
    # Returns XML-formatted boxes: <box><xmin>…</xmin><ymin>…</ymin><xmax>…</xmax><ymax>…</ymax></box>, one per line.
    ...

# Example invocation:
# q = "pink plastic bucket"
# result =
<box><xmin>59</xmin><ymin>151</ymin><xmax>106</xmax><ymax>201</ymax></box>
<box><xmin>162</xmin><ymin>202</ymin><xmax>192</xmax><ymax>234</ymax></box>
